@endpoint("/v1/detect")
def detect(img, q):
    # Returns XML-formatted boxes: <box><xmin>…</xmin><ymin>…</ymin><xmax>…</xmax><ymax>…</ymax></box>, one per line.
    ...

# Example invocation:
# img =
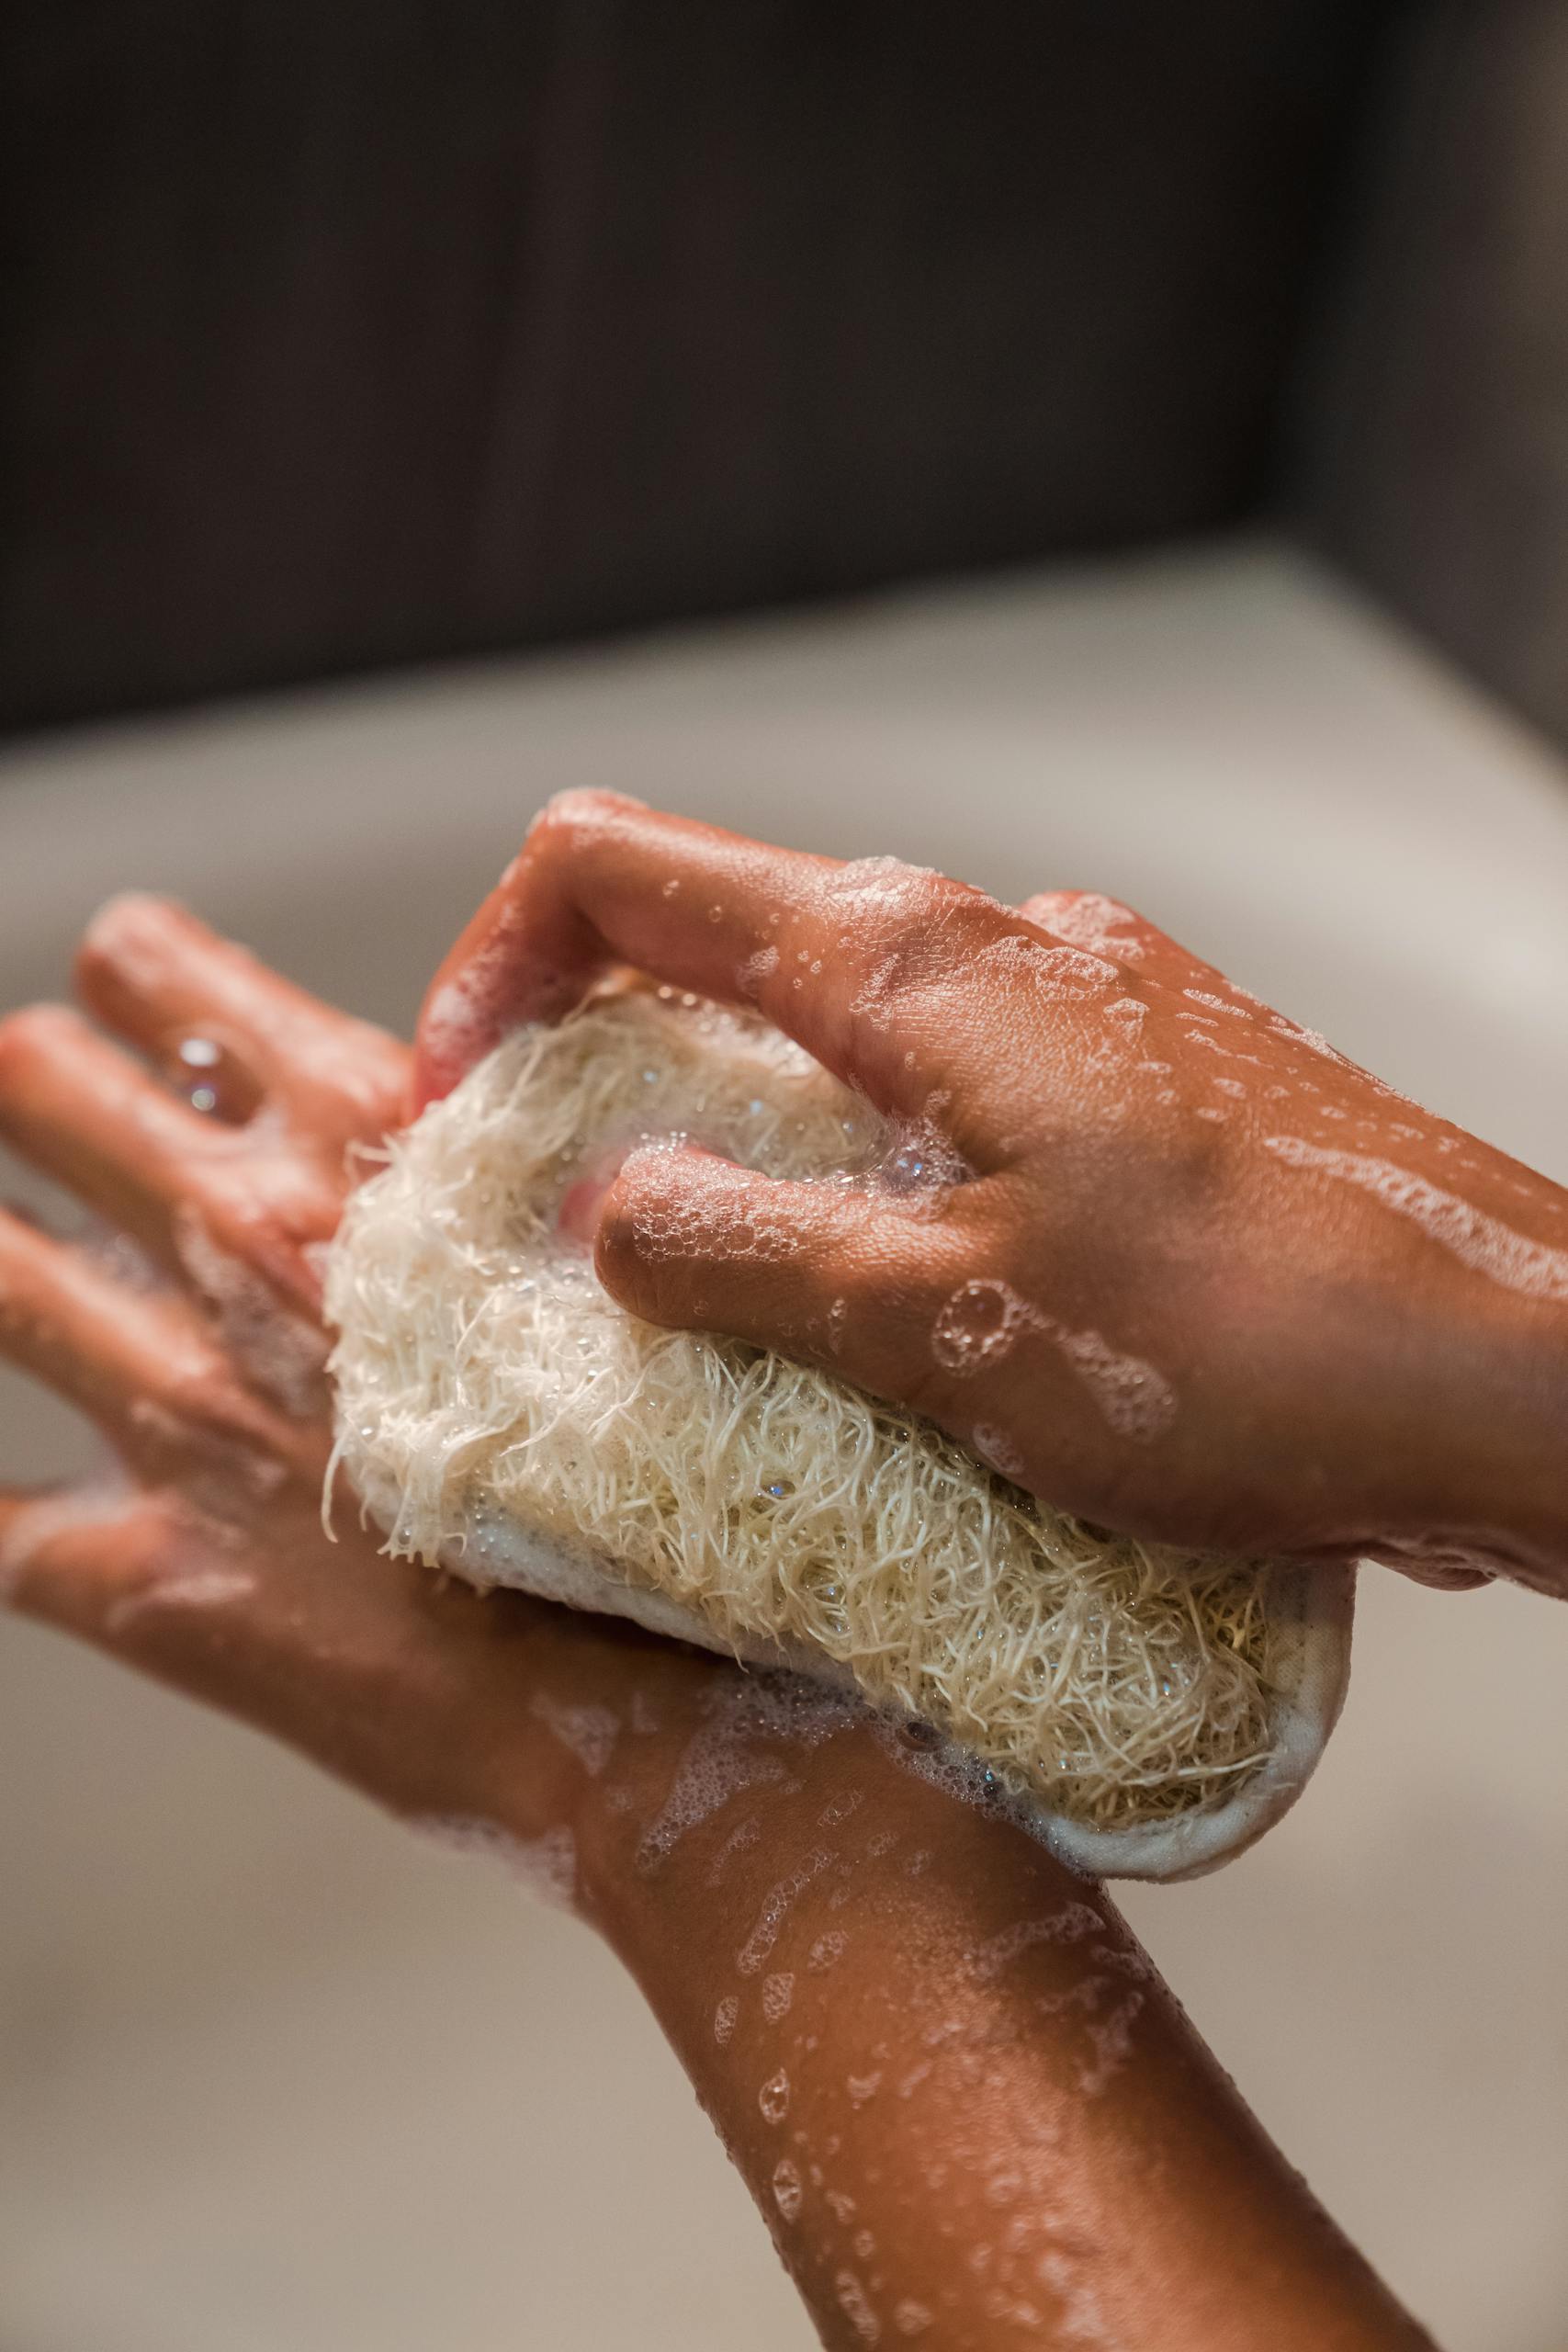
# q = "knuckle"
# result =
<box><xmin>530</xmin><ymin>787</ymin><xmax>642</xmax><ymax>854</ymax></box>
<box><xmin>1020</xmin><ymin>889</ymin><xmax>1148</xmax><ymax>961</ymax></box>
<box><xmin>592</xmin><ymin>1200</ymin><xmax>671</xmax><ymax>1322</ymax></box>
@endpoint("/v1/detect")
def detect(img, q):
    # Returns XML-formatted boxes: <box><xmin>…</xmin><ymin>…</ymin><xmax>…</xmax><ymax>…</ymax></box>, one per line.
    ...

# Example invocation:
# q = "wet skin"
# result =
<box><xmin>0</xmin><ymin>897</ymin><xmax>1438</xmax><ymax>2349</ymax></box>
<box><xmin>416</xmin><ymin>792</ymin><xmax>1568</xmax><ymax>1598</ymax></box>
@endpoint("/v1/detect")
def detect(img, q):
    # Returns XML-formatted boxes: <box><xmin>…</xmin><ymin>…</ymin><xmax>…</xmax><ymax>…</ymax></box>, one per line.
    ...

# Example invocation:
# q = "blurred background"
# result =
<box><xmin>4</xmin><ymin>5</ymin><xmax>1568</xmax><ymax>2347</ymax></box>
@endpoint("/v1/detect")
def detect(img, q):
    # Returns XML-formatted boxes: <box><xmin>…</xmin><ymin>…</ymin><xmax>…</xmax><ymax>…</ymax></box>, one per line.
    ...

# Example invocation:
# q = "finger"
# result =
<box><xmin>0</xmin><ymin>1005</ymin><xmax>336</xmax><ymax>1309</ymax></box>
<box><xmin>0</xmin><ymin>1003</ymin><xmax>222</xmax><ymax>1261</ymax></box>
<box><xmin>0</xmin><ymin>1207</ymin><xmax>322</xmax><ymax>1474</ymax></box>
<box><xmin>0</xmin><ymin>1483</ymin><xmax>173</xmax><ymax>1626</ymax></box>
<box><xmin>592</xmin><ymin>1141</ymin><xmax>976</xmax><ymax>1404</ymax></box>
<box><xmin>412</xmin><ymin>793</ymin><xmax>1090</xmax><ymax>1126</ymax></box>
<box><xmin>76</xmin><ymin>895</ymin><xmax>409</xmax><ymax>1136</ymax></box>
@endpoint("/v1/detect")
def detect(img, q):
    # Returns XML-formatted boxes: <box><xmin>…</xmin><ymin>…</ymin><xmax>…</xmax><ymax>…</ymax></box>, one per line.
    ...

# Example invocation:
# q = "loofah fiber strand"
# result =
<box><xmin>327</xmin><ymin>991</ymin><xmax>1287</xmax><ymax>1835</ymax></box>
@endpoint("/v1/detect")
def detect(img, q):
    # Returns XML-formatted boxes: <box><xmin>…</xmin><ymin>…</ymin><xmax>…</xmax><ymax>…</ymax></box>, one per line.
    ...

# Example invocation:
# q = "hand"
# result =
<box><xmin>0</xmin><ymin>896</ymin><xmax>1438</xmax><ymax>2352</ymax></box>
<box><xmin>0</xmin><ymin>894</ymin><xmax>702</xmax><ymax>1832</ymax></box>
<box><xmin>414</xmin><ymin>793</ymin><xmax>1568</xmax><ymax>1593</ymax></box>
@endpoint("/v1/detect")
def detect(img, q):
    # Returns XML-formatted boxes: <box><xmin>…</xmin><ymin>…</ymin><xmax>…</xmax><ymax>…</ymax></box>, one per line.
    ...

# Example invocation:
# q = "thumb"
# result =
<box><xmin>592</xmin><ymin>1142</ymin><xmax>959</xmax><ymax>1399</ymax></box>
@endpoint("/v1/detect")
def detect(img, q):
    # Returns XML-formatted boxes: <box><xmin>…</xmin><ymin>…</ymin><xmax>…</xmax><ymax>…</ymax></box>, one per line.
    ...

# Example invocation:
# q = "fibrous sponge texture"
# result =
<box><xmin>326</xmin><ymin>992</ymin><xmax>1281</xmax><ymax>1834</ymax></box>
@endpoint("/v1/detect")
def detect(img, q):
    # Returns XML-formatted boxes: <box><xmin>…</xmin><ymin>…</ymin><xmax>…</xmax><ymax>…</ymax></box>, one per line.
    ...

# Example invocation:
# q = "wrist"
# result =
<box><xmin>1383</xmin><ymin>1290</ymin><xmax>1568</xmax><ymax>1593</ymax></box>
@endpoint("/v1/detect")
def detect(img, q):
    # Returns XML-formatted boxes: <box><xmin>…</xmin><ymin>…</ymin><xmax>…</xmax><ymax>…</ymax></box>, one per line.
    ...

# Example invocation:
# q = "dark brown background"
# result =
<box><xmin>8</xmin><ymin>3</ymin><xmax>1565</xmax><ymax>752</ymax></box>
<box><xmin>1302</xmin><ymin>0</ymin><xmax>1568</xmax><ymax>753</ymax></box>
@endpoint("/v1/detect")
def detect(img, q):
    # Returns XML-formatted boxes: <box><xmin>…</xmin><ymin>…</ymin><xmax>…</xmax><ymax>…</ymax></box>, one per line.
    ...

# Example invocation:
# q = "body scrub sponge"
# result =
<box><xmin>326</xmin><ymin>991</ymin><xmax>1354</xmax><ymax>1880</ymax></box>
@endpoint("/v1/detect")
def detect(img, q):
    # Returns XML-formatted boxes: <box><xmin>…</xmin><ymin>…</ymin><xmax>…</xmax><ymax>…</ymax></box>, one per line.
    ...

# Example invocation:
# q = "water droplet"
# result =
<box><xmin>773</xmin><ymin>2156</ymin><xmax>804</xmax><ymax>2221</ymax></box>
<box><xmin>759</xmin><ymin>2067</ymin><xmax>791</xmax><ymax>2124</ymax></box>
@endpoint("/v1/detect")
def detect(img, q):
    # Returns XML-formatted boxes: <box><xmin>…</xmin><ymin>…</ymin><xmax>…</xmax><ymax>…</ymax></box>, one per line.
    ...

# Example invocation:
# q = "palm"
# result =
<box><xmin>0</xmin><ymin>896</ymin><xmax>719</xmax><ymax>1821</ymax></box>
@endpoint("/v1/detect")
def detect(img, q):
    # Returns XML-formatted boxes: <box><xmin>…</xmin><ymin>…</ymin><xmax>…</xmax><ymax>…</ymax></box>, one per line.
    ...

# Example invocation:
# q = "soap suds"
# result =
<box><xmin>104</xmin><ymin>1566</ymin><xmax>256</xmax><ymax>1635</ymax></box>
<box><xmin>1264</xmin><ymin>1137</ymin><xmax>1568</xmax><ymax>1303</ymax></box>
<box><xmin>413</xmin><ymin>1815</ymin><xmax>576</xmax><ymax>1909</ymax></box>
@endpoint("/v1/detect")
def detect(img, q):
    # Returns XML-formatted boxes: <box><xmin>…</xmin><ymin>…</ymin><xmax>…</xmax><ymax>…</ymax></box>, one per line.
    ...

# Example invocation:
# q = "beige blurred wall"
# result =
<box><xmin>3</xmin><ymin>540</ymin><xmax>1567</xmax><ymax>2349</ymax></box>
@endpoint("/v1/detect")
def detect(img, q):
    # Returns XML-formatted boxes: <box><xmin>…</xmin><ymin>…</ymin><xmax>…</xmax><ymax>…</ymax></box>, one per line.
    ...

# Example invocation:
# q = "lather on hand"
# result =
<box><xmin>414</xmin><ymin>791</ymin><xmax>1568</xmax><ymax>1599</ymax></box>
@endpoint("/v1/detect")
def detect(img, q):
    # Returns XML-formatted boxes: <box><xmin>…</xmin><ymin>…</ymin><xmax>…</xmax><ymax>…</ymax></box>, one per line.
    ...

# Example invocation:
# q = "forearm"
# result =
<box><xmin>1331</xmin><ymin>1172</ymin><xmax>1568</xmax><ymax>1595</ymax></box>
<box><xmin>544</xmin><ymin>1654</ymin><xmax>1437</xmax><ymax>2351</ymax></box>
<box><xmin>1427</xmin><ymin>1280</ymin><xmax>1568</xmax><ymax>1593</ymax></box>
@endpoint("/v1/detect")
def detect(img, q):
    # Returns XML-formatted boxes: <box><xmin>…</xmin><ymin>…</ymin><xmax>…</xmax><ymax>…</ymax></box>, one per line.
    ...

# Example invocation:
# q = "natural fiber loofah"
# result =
<box><xmin>326</xmin><ymin>990</ymin><xmax>1353</xmax><ymax>1879</ymax></box>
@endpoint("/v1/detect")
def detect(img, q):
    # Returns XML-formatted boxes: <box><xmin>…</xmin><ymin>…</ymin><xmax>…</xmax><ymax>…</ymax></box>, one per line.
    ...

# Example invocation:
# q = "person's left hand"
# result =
<box><xmin>0</xmin><ymin>896</ymin><xmax>712</xmax><ymax>1837</ymax></box>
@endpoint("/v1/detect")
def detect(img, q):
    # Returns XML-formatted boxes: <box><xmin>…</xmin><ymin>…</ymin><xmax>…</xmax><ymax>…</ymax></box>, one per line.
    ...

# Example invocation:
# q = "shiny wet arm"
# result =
<box><xmin>553</xmin><ymin>1662</ymin><xmax>1439</xmax><ymax>2352</ymax></box>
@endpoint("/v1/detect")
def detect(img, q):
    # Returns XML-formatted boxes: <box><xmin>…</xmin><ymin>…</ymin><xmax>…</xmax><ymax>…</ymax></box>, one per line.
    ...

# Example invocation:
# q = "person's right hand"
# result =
<box><xmin>412</xmin><ymin>793</ymin><xmax>1568</xmax><ymax>1596</ymax></box>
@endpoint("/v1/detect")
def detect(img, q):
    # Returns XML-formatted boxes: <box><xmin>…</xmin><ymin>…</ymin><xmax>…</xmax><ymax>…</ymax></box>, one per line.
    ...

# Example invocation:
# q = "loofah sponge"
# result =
<box><xmin>325</xmin><ymin>990</ymin><xmax>1354</xmax><ymax>1881</ymax></box>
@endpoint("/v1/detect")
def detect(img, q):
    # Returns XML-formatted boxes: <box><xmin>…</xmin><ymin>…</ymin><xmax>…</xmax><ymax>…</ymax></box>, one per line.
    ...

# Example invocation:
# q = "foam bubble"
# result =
<box><xmin>705</xmin><ymin>1813</ymin><xmax>763</xmax><ymax>1886</ymax></box>
<box><xmin>763</xmin><ymin>1971</ymin><xmax>796</xmax><ymax>2021</ymax></box>
<box><xmin>969</xmin><ymin>1904</ymin><xmax>1107</xmax><ymax>1982</ymax></box>
<box><xmin>931</xmin><ymin>1279</ymin><xmax>1030</xmax><ymax>1376</ymax></box>
<box><xmin>173</xmin><ymin>1206</ymin><xmax>326</xmax><ymax>1416</ymax></box>
<box><xmin>639</xmin><ymin>1683</ymin><xmax>846</xmax><ymax>1862</ymax></box>
<box><xmin>0</xmin><ymin>1487</ymin><xmax>130</xmax><ymax>1602</ymax></box>
<box><xmin>739</xmin><ymin>944</ymin><xmax>781</xmax><ymax>999</ymax></box>
<box><xmin>739</xmin><ymin>1849</ymin><xmax>838</xmax><ymax>1973</ymax></box>
<box><xmin>971</xmin><ymin>1422</ymin><xmax>1026</xmax><ymax>1479</ymax></box>
<box><xmin>1062</xmin><ymin>1328</ymin><xmax>1178</xmax><ymax>1440</ymax></box>
<box><xmin>932</xmin><ymin>1282</ymin><xmax>1176</xmax><ymax>1442</ymax></box>
<box><xmin>833</xmin><ymin>2269</ymin><xmax>882</xmax><ymax>2344</ymax></box>
<box><xmin>1269</xmin><ymin>1016</ymin><xmax>1353</xmax><ymax>1069</ymax></box>
<box><xmin>880</xmin><ymin>1117</ymin><xmax>972</xmax><ymax>1207</ymax></box>
<box><xmin>759</xmin><ymin>2067</ymin><xmax>792</xmax><ymax>2124</ymax></box>
<box><xmin>413</xmin><ymin>1815</ymin><xmax>576</xmax><ymax>1909</ymax></box>
<box><xmin>981</xmin><ymin>936</ymin><xmax>1121</xmax><ymax>1001</ymax></box>
<box><xmin>1027</xmin><ymin>892</ymin><xmax>1144</xmax><ymax>960</ymax></box>
<box><xmin>848</xmin><ymin>953</ymin><xmax>904</xmax><ymax>1032</ymax></box>
<box><xmin>1077</xmin><ymin>1991</ymin><xmax>1145</xmax><ymax>2098</ymax></box>
<box><xmin>528</xmin><ymin>1692</ymin><xmax>619</xmax><ymax>1776</ymax></box>
<box><xmin>104</xmin><ymin>1566</ymin><xmax>256</xmax><ymax>1635</ymax></box>
<box><xmin>1264</xmin><ymin>1137</ymin><xmax>1568</xmax><ymax>1302</ymax></box>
